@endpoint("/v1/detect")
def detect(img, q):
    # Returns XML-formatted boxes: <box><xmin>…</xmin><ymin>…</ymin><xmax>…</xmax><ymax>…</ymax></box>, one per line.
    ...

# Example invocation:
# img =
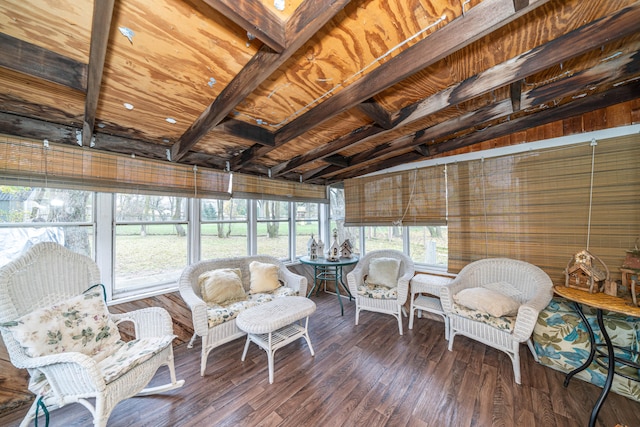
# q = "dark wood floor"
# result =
<box><xmin>2</xmin><ymin>292</ymin><xmax>640</xmax><ymax>427</ymax></box>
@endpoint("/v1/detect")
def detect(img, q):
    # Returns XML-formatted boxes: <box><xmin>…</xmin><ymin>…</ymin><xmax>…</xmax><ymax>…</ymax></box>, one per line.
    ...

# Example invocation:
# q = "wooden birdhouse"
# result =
<box><xmin>340</xmin><ymin>239</ymin><xmax>353</xmax><ymax>258</ymax></box>
<box><xmin>307</xmin><ymin>234</ymin><xmax>318</xmax><ymax>260</ymax></box>
<box><xmin>327</xmin><ymin>229</ymin><xmax>340</xmax><ymax>261</ymax></box>
<box><xmin>564</xmin><ymin>249</ymin><xmax>609</xmax><ymax>293</ymax></box>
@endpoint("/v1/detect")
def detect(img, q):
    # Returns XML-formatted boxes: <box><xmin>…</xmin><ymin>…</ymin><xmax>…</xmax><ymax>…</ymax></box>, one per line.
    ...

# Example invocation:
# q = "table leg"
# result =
<box><xmin>564</xmin><ymin>302</ymin><xmax>596</xmax><ymax>387</ymax></box>
<box><xmin>588</xmin><ymin>309</ymin><xmax>615</xmax><ymax>427</ymax></box>
<box><xmin>334</xmin><ymin>266</ymin><xmax>344</xmax><ymax>316</ymax></box>
<box><xmin>306</xmin><ymin>265</ymin><xmax>319</xmax><ymax>298</ymax></box>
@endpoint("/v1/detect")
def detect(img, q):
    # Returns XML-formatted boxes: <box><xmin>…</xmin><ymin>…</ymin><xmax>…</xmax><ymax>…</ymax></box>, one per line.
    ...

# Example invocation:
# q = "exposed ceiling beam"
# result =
<box><xmin>82</xmin><ymin>0</ymin><xmax>116</xmax><ymax>147</ymax></box>
<box><xmin>233</xmin><ymin>0</ymin><xmax>553</xmax><ymax>169</ymax></box>
<box><xmin>171</xmin><ymin>0</ymin><xmax>350</xmax><ymax>162</ymax></box>
<box><xmin>201</xmin><ymin>0</ymin><xmax>285</xmax><ymax>53</ymax></box>
<box><xmin>220</xmin><ymin>119</ymin><xmax>275</xmax><ymax>146</ymax></box>
<box><xmin>271</xmin><ymin>5</ymin><xmax>640</xmax><ymax>175</ymax></box>
<box><xmin>327</xmin><ymin>80</ymin><xmax>640</xmax><ymax>183</ymax></box>
<box><xmin>0</xmin><ymin>33</ymin><xmax>87</xmax><ymax>92</ymax></box>
<box><xmin>356</xmin><ymin>99</ymin><xmax>394</xmax><ymax>129</ymax></box>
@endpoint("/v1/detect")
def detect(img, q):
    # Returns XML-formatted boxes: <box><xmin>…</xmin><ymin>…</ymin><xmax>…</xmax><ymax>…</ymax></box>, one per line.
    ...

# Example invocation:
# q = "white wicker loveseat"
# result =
<box><xmin>0</xmin><ymin>242</ymin><xmax>184</xmax><ymax>427</ymax></box>
<box><xmin>440</xmin><ymin>258</ymin><xmax>553</xmax><ymax>384</ymax></box>
<box><xmin>178</xmin><ymin>255</ymin><xmax>307</xmax><ymax>376</ymax></box>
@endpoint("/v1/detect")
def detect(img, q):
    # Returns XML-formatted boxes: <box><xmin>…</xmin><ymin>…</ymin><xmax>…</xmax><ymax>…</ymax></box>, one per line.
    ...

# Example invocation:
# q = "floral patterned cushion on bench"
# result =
<box><xmin>451</xmin><ymin>302</ymin><xmax>516</xmax><ymax>332</ymax></box>
<box><xmin>533</xmin><ymin>296</ymin><xmax>640</xmax><ymax>402</ymax></box>
<box><xmin>205</xmin><ymin>286</ymin><xmax>297</xmax><ymax>328</ymax></box>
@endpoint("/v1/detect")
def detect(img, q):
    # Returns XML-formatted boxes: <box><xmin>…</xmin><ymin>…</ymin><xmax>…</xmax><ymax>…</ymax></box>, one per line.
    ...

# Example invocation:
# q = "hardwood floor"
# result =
<box><xmin>2</xmin><ymin>292</ymin><xmax>639</xmax><ymax>427</ymax></box>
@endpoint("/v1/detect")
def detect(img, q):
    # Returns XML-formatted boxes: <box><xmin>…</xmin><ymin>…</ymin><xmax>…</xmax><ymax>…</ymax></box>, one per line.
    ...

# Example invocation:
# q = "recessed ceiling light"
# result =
<box><xmin>166</xmin><ymin>117</ymin><xmax>177</xmax><ymax>124</ymax></box>
<box><xmin>123</xmin><ymin>103</ymin><xmax>134</xmax><ymax>110</ymax></box>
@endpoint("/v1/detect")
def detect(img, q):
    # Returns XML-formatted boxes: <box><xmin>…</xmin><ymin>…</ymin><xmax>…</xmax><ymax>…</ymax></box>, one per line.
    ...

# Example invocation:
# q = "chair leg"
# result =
<box><xmin>355</xmin><ymin>305</ymin><xmax>360</xmax><ymax>326</ymax></box>
<box><xmin>397</xmin><ymin>306</ymin><xmax>403</xmax><ymax>335</ymax></box>
<box><xmin>526</xmin><ymin>338</ymin><xmax>539</xmax><ymax>363</ymax></box>
<box><xmin>512</xmin><ymin>344</ymin><xmax>522</xmax><ymax>385</ymax></box>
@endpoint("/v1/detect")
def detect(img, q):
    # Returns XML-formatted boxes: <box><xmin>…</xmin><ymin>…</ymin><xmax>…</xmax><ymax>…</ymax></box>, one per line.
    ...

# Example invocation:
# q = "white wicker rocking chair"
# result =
<box><xmin>440</xmin><ymin>258</ymin><xmax>553</xmax><ymax>384</ymax></box>
<box><xmin>0</xmin><ymin>242</ymin><xmax>184</xmax><ymax>427</ymax></box>
<box><xmin>346</xmin><ymin>250</ymin><xmax>415</xmax><ymax>335</ymax></box>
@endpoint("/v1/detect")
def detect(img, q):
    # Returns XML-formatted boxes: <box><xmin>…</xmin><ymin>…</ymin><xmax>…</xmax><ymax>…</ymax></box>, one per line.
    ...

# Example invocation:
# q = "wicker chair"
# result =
<box><xmin>440</xmin><ymin>258</ymin><xmax>553</xmax><ymax>384</ymax></box>
<box><xmin>346</xmin><ymin>250</ymin><xmax>415</xmax><ymax>335</ymax></box>
<box><xmin>0</xmin><ymin>242</ymin><xmax>184</xmax><ymax>427</ymax></box>
<box><xmin>178</xmin><ymin>255</ymin><xmax>307</xmax><ymax>376</ymax></box>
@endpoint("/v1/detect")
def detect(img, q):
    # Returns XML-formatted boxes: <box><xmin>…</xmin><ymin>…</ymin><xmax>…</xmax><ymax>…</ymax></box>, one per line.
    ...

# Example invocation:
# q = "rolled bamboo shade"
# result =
<box><xmin>447</xmin><ymin>134</ymin><xmax>640</xmax><ymax>284</ymax></box>
<box><xmin>0</xmin><ymin>135</ymin><xmax>231</xmax><ymax>199</ymax></box>
<box><xmin>344</xmin><ymin>165</ymin><xmax>447</xmax><ymax>226</ymax></box>
<box><xmin>232</xmin><ymin>172</ymin><xmax>328</xmax><ymax>202</ymax></box>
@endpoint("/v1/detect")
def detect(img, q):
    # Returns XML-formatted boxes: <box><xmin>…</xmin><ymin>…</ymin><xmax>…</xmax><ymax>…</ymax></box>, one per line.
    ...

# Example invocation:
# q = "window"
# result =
<box><xmin>256</xmin><ymin>199</ymin><xmax>290</xmax><ymax>260</ymax></box>
<box><xmin>201</xmin><ymin>198</ymin><xmax>248</xmax><ymax>259</ymax></box>
<box><xmin>114</xmin><ymin>194</ymin><xmax>188</xmax><ymax>296</ymax></box>
<box><xmin>295</xmin><ymin>202</ymin><xmax>320</xmax><ymax>258</ymax></box>
<box><xmin>0</xmin><ymin>186</ymin><xmax>94</xmax><ymax>266</ymax></box>
<box><xmin>407</xmin><ymin>225</ymin><xmax>448</xmax><ymax>268</ymax></box>
<box><xmin>329</xmin><ymin>185</ymin><xmax>359</xmax><ymax>254</ymax></box>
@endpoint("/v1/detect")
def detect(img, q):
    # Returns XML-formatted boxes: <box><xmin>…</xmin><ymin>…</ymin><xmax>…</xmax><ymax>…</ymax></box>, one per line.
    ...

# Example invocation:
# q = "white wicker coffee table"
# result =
<box><xmin>236</xmin><ymin>296</ymin><xmax>316</xmax><ymax>383</ymax></box>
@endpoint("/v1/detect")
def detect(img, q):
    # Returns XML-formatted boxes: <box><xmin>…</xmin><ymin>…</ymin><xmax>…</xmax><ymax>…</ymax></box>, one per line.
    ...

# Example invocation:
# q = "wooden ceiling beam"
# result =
<box><xmin>220</xmin><ymin>119</ymin><xmax>275</xmax><ymax>146</ymax></box>
<box><xmin>327</xmin><ymin>80</ymin><xmax>640</xmax><ymax>183</ymax></box>
<box><xmin>201</xmin><ymin>0</ymin><xmax>285</xmax><ymax>53</ymax></box>
<box><xmin>270</xmin><ymin>124</ymin><xmax>383</xmax><ymax>177</ymax></box>
<box><xmin>171</xmin><ymin>0</ymin><xmax>350</xmax><ymax>163</ymax></box>
<box><xmin>356</xmin><ymin>99</ymin><xmax>394</xmax><ymax>129</ymax></box>
<box><xmin>81</xmin><ymin>0</ymin><xmax>116</xmax><ymax>147</ymax></box>
<box><xmin>267</xmin><ymin>0</ymin><xmax>553</xmax><ymax>146</ymax></box>
<box><xmin>0</xmin><ymin>33</ymin><xmax>87</xmax><ymax>92</ymax></box>
<box><xmin>271</xmin><ymin>5</ymin><xmax>640</xmax><ymax>176</ymax></box>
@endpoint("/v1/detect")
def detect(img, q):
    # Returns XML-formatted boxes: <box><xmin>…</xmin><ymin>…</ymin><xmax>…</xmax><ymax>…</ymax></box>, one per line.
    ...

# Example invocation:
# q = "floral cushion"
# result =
<box><xmin>451</xmin><ymin>302</ymin><xmax>516</xmax><ymax>332</ymax></box>
<box><xmin>533</xmin><ymin>297</ymin><xmax>640</xmax><ymax>402</ymax></box>
<box><xmin>357</xmin><ymin>283</ymin><xmax>398</xmax><ymax>299</ymax></box>
<box><xmin>0</xmin><ymin>289</ymin><xmax>121</xmax><ymax>358</ymax></box>
<box><xmin>205</xmin><ymin>286</ymin><xmax>297</xmax><ymax>328</ymax></box>
<box><xmin>98</xmin><ymin>336</ymin><xmax>175</xmax><ymax>384</ymax></box>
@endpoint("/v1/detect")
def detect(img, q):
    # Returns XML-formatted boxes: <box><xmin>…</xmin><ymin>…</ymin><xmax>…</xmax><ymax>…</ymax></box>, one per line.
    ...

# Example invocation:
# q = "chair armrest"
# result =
<box><xmin>178</xmin><ymin>278</ymin><xmax>209</xmax><ymax>337</ymax></box>
<box><xmin>112</xmin><ymin>307</ymin><xmax>175</xmax><ymax>338</ymax></box>
<box><xmin>20</xmin><ymin>352</ymin><xmax>107</xmax><ymax>394</ymax></box>
<box><xmin>396</xmin><ymin>272</ymin><xmax>413</xmax><ymax>305</ymax></box>
<box><xmin>280</xmin><ymin>267</ymin><xmax>307</xmax><ymax>295</ymax></box>
<box><xmin>440</xmin><ymin>277</ymin><xmax>467</xmax><ymax>313</ymax></box>
<box><xmin>512</xmin><ymin>287</ymin><xmax>554</xmax><ymax>342</ymax></box>
<box><xmin>346</xmin><ymin>265</ymin><xmax>365</xmax><ymax>296</ymax></box>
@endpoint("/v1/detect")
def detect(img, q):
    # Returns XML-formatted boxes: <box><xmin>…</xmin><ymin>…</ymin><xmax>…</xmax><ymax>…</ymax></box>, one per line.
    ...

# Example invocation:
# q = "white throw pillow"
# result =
<box><xmin>198</xmin><ymin>268</ymin><xmax>247</xmax><ymax>305</ymax></box>
<box><xmin>249</xmin><ymin>261</ymin><xmax>281</xmax><ymax>294</ymax></box>
<box><xmin>366</xmin><ymin>257</ymin><xmax>401</xmax><ymax>288</ymax></box>
<box><xmin>0</xmin><ymin>289</ymin><xmax>121</xmax><ymax>358</ymax></box>
<box><xmin>453</xmin><ymin>287</ymin><xmax>520</xmax><ymax>317</ymax></box>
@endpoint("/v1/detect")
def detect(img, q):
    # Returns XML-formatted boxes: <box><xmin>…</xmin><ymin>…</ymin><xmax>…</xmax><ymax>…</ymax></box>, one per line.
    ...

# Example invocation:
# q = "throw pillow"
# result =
<box><xmin>482</xmin><ymin>281</ymin><xmax>523</xmax><ymax>302</ymax></box>
<box><xmin>453</xmin><ymin>287</ymin><xmax>520</xmax><ymax>317</ymax></box>
<box><xmin>365</xmin><ymin>257</ymin><xmax>401</xmax><ymax>288</ymax></box>
<box><xmin>198</xmin><ymin>268</ymin><xmax>247</xmax><ymax>305</ymax></box>
<box><xmin>0</xmin><ymin>289</ymin><xmax>121</xmax><ymax>358</ymax></box>
<box><xmin>249</xmin><ymin>261</ymin><xmax>281</xmax><ymax>294</ymax></box>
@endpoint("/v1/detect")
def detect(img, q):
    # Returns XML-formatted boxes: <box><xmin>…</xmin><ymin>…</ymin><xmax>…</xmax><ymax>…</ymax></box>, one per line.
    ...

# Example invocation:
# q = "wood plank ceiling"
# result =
<box><xmin>1</xmin><ymin>0</ymin><xmax>639</xmax><ymax>185</ymax></box>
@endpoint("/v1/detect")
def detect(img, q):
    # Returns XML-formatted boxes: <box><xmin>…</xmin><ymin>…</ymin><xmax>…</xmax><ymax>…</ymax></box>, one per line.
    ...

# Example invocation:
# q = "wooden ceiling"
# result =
<box><xmin>1</xmin><ymin>0</ymin><xmax>639</xmax><ymax>185</ymax></box>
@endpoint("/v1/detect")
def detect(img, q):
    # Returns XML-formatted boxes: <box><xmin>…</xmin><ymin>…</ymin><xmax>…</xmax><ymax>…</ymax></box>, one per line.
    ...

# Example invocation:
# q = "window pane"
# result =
<box><xmin>201</xmin><ymin>199</ymin><xmax>247</xmax><ymax>221</ymax></box>
<box><xmin>0</xmin><ymin>187</ymin><xmax>94</xmax><ymax>266</ymax></box>
<box><xmin>115</xmin><ymin>223</ymin><xmax>188</xmax><ymax>293</ymax></box>
<box><xmin>114</xmin><ymin>194</ymin><xmax>188</xmax><ymax>294</ymax></box>
<box><xmin>257</xmin><ymin>221</ymin><xmax>289</xmax><ymax>259</ymax></box>
<box><xmin>296</xmin><ymin>202</ymin><xmax>319</xmax><ymax>258</ymax></box>
<box><xmin>201</xmin><ymin>222</ymin><xmax>248</xmax><ymax>258</ymax></box>
<box><xmin>363</xmin><ymin>226</ymin><xmax>403</xmax><ymax>252</ymax></box>
<box><xmin>408</xmin><ymin>226</ymin><xmax>448</xmax><ymax>267</ymax></box>
<box><xmin>257</xmin><ymin>200</ymin><xmax>288</xmax><ymax>220</ymax></box>
<box><xmin>116</xmin><ymin>194</ymin><xmax>187</xmax><ymax>222</ymax></box>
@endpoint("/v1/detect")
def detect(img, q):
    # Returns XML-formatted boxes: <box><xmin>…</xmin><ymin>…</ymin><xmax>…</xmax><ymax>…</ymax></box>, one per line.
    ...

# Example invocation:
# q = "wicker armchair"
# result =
<box><xmin>440</xmin><ymin>258</ymin><xmax>553</xmax><ymax>384</ymax></box>
<box><xmin>178</xmin><ymin>255</ymin><xmax>307</xmax><ymax>376</ymax></box>
<box><xmin>0</xmin><ymin>242</ymin><xmax>184</xmax><ymax>427</ymax></box>
<box><xmin>346</xmin><ymin>250</ymin><xmax>415</xmax><ymax>335</ymax></box>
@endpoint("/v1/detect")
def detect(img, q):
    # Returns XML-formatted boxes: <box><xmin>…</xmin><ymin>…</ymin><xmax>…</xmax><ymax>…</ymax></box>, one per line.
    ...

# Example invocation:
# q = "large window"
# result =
<box><xmin>256</xmin><ymin>200</ymin><xmax>290</xmax><ymax>259</ymax></box>
<box><xmin>0</xmin><ymin>186</ymin><xmax>94</xmax><ymax>265</ymax></box>
<box><xmin>114</xmin><ymin>194</ymin><xmax>188</xmax><ymax>296</ymax></box>
<box><xmin>201</xmin><ymin>198</ymin><xmax>248</xmax><ymax>259</ymax></box>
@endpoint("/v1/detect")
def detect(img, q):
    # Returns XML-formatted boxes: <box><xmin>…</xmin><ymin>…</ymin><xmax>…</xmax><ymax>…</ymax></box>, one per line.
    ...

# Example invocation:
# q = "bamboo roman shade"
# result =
<box><xmin>447</xmin><ymin>134</ymin><xmax>640</xmax><ymax>281</ymax></box>
<box><xmin>344</xmin><ymin>165</ymin><xmax>447</xmax><ymax>226</ymax></box>
<box><xmin>0</xmin><ymin>136</ymin><xmax>231</xmax><ymax>199</ymax></box>
<box><xmin>232</xmin><ymin>172</ymin><xmax>328</xmax><ymax>203</ymax></box>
